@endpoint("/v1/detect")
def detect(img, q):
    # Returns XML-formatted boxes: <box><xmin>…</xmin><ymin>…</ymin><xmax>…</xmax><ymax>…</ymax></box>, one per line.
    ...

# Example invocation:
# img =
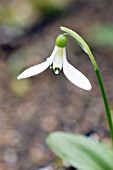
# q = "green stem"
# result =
<box><xmin>89</xmin><ymin>51</ymin><xmax>113</xmax><ymax>144</ymax></box>
<box><xmin>60</xmin><ymin>26</ymin><xmax>113</xmax><ymax>143</ymax></box>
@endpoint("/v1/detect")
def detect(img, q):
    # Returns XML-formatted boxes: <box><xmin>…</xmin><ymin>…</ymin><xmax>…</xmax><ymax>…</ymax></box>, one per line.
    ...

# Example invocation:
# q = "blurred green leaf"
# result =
<box><xmin>46</xmin><ymin>132</ymin><xmax>113</xmax><ymax>170</ymax></box>
<box><xmin>86</xmin><ymin>25</ymin><xmax>113</xmax><ymax>48</ymax></box>
<box><xmin>10</xmin><ymin>79</ymin><xmax>31</xmax><ymax>97</ymax></box>
<box><xmin>8</xmin><ymin>50</ymin><xmax>26</xmax><ymax>78</ymax></box>
<box><xmin>32</xmin><ymin>0</ymin><xmax>72</xmax><ymax>17</ymax></box>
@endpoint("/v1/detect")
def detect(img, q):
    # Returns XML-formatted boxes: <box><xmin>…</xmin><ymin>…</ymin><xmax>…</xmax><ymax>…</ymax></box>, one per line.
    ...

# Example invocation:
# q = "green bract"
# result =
<box><xmin>60</xmin><ymin>26</ymin><xmax>98</xmax><ymax>69</ymax></box>
<box><xmin>56</xmin><ymin>34</ymin><xmax>68</xmax><ymax>48</ymax></box>
<box><xmin>60</xmin><ymin>27</ymin><xmax>90</xmax><ymax>53</ymax></box>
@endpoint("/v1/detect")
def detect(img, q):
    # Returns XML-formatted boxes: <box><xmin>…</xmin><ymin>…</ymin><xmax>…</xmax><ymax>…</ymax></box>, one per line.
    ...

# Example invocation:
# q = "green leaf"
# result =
<box><xmin>86</xmin><ymin>25</ymin><xmax>113</xmax><ymax>48</ymax></box>
<box><xmin>46</xmin><ymin>132</ymin><xmax>113</xmax><ymax>170</ymax></box>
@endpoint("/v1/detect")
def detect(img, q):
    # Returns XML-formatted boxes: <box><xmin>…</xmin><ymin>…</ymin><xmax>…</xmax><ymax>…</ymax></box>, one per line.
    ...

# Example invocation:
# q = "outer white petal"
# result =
<box><xmin>17</xmin><ymin>46</ymin><xmax>57</xmax><ymax>80</ymax></box>
<box><xmin>63</xmin><ymin>48</ymin><xmax>92</xmax><ymax>90</ymax></box>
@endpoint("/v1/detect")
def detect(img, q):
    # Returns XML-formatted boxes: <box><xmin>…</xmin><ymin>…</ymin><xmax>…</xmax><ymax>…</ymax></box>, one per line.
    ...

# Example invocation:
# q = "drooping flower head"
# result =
<box><xmin>17</xmin><ymin>34</ymin><xmax>91</xmax><ymax>90</ymax></box>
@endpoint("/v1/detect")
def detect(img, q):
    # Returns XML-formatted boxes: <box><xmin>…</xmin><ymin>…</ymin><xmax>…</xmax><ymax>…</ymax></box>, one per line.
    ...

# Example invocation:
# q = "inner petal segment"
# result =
<box><xmin>52</xmin><ymin>48</ymin><xmax>63</xmax><ymax>74</ymax></box>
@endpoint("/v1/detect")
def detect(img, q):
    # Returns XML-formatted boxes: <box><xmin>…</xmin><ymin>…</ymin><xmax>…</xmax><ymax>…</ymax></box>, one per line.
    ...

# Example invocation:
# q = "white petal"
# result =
<box><xmin>17</xmin><ymin>61</ymin><xmax>50</xmax><ymax>79</ymax></box>
<box><xmin>17</xmin><ymin>46</ymin><xmax>57</xmax><ymax>80</ymax></box>
<box><xmin>47</xmin><ymin>46</ymin><xmax>58</xmax><ymax>64</ymax></box>
<box><xmin>52</xmin><ymin>47</ymin><xmax>63</xmax><ymax>74</ymax></box>
<box><xmin>63</xmin><ymin>49</ymin><xmax>92</xmax><ymax>90</ymax></box>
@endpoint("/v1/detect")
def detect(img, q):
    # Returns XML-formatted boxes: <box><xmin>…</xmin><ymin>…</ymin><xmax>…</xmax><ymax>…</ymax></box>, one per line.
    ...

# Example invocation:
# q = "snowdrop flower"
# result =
<box><xmin>17</xmin><ymin>35</ymin><xmax>91</xmax><ymax>90</ymax></box>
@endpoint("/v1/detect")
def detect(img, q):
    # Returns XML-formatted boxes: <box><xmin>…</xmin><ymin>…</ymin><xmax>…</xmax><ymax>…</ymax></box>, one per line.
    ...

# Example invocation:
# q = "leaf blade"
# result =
<box><xmin>46</xmin><ymin>132</ymin><xmax>113</xmax><ymax>170</ymax></box>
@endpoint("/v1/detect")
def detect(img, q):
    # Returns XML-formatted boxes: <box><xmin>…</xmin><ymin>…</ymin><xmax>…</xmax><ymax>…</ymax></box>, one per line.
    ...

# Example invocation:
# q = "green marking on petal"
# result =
<box><xmin>54</xmin><ymin>67</ymin><xmax>61</xmax><ymax>74</ymax></box>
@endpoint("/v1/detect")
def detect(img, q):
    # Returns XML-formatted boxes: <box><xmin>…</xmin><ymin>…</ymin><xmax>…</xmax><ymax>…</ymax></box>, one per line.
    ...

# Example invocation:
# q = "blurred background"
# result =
<box><xmin>0</xmin><ymin>0</ymin><xmax>113</xmax><ymax>169</ymax></box>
